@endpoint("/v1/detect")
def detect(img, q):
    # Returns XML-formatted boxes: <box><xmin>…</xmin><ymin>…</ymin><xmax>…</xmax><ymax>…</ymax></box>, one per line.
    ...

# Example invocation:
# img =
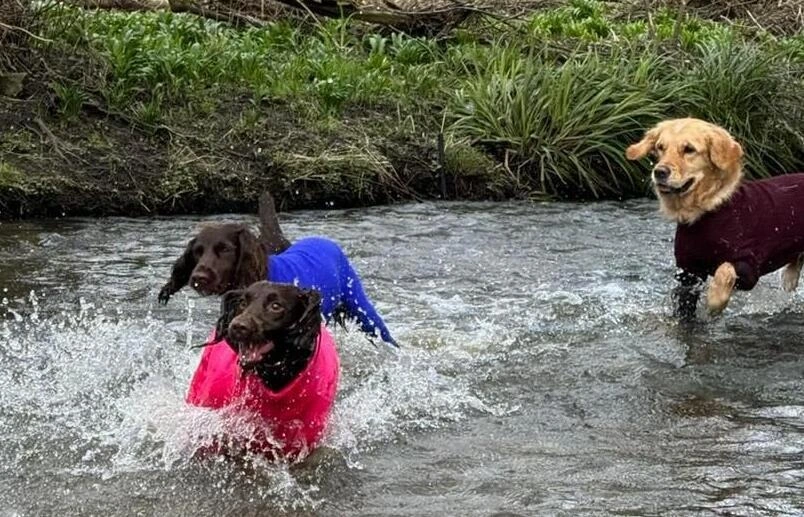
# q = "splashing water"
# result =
<box><xmin>0</xmin><ymin>288</ymin><xmax>501</xmax><ymax>513</ymax></box>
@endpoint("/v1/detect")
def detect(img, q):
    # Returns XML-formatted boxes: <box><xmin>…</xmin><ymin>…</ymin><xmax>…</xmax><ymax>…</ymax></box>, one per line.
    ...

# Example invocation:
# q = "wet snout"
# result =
<box><xmin>190</xmin><ymin>263</ymin><xmax>218</xmax><ymax>294</ymax></box>
<box><xmin>651</xmin><ymin>161</ymin><xmax>694</xmax><ymax>195</ymax></box>
<box><xmin>228</xmin><ymin>315</ymin><xmax>256</xmax><ymax>343</ymax></box>
<box><xmin>652</xmin><ymin>164</ymin><xmax>671</xmax><ymax>184</ymax></box>
<box><xmin>229</xmin><ymin>314</ymin><xmax>275</xmax><ymax>369</ymax></box>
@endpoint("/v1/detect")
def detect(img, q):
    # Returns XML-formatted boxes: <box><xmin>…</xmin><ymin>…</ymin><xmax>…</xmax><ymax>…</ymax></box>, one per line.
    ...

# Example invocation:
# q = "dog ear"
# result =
<box><xmin>158</xmin><ymin>238</ymin><xmax>197</xmax><ymax>304</ymax></box>
<box><xmin>232</xmin><ymin>226</ymin><xmax>266</xmax><ymax>289</ymax></box>
<box><xmin>287</xmin><ymin>288</ymin><xmax>322</xmax><ymax>351</ymax></box>
<box><xmin>626</xmin><ymin>126</ymin><xmax>661</xmax><ymax>161</ymax></box>
<box><xmin>214</xmin><ymin>289</ymin><xmax>244</xmax><ymax>342</ymax></box>
<box><xmin>301</xmin><ymin>288</ymin><xmax>322</xmax><ymax>315</ymax></box>
<box><xmin>291</xmin><ymin>288</ymin><xmax>322</xmax><ymax>330</ymax></box>
<box><xmin>708</xmin><ymin>127</ymin><xmax>743</xmax><ymax>177</ymax></box>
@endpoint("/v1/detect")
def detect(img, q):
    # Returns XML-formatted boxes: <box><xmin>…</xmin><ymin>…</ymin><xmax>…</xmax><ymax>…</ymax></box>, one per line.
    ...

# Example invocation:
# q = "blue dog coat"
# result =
<box><xmin>268</xmin><ymin>237</ymin><xmax>396</xmax><ymax>346</ymax></box>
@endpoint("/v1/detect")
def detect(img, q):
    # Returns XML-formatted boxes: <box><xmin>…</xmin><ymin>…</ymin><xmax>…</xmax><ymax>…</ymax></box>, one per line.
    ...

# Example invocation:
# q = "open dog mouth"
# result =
<box><xmin>656</xmin><ymin>177</ymin><xmax>695</xmax><ymax>195</ymax></box>
<box><xmin>237</xmin><ymin>341</ymin><xmax>275</xmax><ymax>370</ymax></box>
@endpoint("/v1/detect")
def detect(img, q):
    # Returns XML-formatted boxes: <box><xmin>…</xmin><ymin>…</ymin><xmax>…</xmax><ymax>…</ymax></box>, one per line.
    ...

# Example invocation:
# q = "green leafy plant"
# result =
<box><xmin>51</xmin><ymin>81</ymin><xmax>88</xmax><ymax>120</ymax></box>
<box><xmin>451</xmin><ymin>45</ymin><xmax>692</xmax><ymax>197</ymax></box>
<box><xmin>680</xmin><ymin>40</ymin><xmax>804</xmax><ymax>176</ymax></box>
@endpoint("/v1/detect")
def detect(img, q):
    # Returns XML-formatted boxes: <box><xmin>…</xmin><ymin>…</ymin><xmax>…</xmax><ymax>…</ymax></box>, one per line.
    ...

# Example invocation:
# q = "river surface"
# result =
<box><xmin>0</xmin><ymin>201</ymin><xmax>802</xmax><ymax>516</ymax></box>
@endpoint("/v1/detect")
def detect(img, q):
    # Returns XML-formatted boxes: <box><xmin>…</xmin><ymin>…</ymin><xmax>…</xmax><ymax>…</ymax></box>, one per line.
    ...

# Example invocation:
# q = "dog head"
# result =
<box><xmin>159</xmin><ymin>223</ymin><xmax>266</xmax><ymax>302</ymax></box>
<box><xmin>214</xmin><ymin>282</ymin><xmax>322</xmax><ymax>380</ymax></box>
<box><xmin>626</xmin><ymin>118</ymin><xmax>744</xmax><ymax>223</ymax></box>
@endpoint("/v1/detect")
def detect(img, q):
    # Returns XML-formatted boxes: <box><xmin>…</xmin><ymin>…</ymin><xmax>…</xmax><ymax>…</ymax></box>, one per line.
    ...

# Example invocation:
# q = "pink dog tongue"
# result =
<box><xmin>240</xmin><ymin>341</ymin><xmax>275</xmax><ymax>364</ymax></box>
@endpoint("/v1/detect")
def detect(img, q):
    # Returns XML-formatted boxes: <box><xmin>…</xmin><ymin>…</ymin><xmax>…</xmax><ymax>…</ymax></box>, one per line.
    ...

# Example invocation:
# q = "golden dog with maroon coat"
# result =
<box><xmin>627</xmin><ymin>117</ymin><xmax>804</xmax><ymax>319</ymax></box>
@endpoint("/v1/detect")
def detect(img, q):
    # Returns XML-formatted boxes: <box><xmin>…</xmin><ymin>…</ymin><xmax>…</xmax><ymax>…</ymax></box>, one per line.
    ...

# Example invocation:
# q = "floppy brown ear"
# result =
<box><xmin>301</xmin><ymin>288</ymin><xmax>322</xmax><ymax>317</ymax></box>
<box><xmin>290</xmin><ymin>288</ymin><xmax>322</xmax><ymax>334</ymax></box>
<box><xmin>626</xmin><ymin>126</ymin><xmax>660</xmax><ymax>161</ymax></box>
<box><xmin>708</xmin><ymin>127</ymin><xmax>743</xmax><ymax>177</ymax></box>
<box><xmin>232</xmin><ymin>226</ymin><xmax>266</xmax><ymax>289</ymax></box>
<box><xmin>158</xmin><ymin>238</ymin><xmax>197</xmax><ymax>304</ymax></box>
<box><xmin>214</xmin><ymin>289</ymin><xmax>244</xmax><ymax>343</ymax></box>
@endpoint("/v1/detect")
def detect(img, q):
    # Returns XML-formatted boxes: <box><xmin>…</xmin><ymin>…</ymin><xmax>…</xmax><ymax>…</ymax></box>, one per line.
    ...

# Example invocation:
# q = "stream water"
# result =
<box><xmin>0</xmin><ymin>201</ymin><xmax>802</xmax><ymax>516</ymax></box>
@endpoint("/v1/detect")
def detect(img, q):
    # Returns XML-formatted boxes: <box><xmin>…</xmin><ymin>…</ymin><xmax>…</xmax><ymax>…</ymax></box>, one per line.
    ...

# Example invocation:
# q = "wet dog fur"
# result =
<box><xmin>626</xmin><ymin>117</ymin><xmax>744</xmax><ymax>225</ymax></box>
<box><xmin>158</xmin><ymin>192</ymin><xmax>289</xmax><ymax>303</ymax></box>
<box><xmin>212</xmin><ymin>281</ymin><xmax>322</xmax><ymax>392</ymax></box>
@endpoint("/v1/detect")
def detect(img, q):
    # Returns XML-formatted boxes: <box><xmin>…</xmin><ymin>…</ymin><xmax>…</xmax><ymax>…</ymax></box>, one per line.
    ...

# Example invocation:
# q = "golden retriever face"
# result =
<box><xmin>626</xmin><ymin>118</ymin><xmax>744</xmax><ymax>223</ymax></box>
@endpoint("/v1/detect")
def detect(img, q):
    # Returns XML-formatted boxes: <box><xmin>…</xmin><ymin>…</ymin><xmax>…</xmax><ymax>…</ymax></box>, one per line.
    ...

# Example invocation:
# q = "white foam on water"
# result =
<box><xmin>0</xmin><ymin>291</ymin><xmax>508</xmax><ymax>510</ymax></box>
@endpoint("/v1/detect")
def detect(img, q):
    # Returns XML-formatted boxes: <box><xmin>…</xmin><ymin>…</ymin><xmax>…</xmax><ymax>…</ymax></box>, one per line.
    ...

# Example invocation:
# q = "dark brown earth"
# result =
<box><xmin>0</xmin><ymin>43</ymin><xmax>460</xmax><ymax>218</ymax></box>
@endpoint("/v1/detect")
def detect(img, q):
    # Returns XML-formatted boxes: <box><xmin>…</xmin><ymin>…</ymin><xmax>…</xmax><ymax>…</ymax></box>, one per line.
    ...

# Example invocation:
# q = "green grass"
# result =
<box><xmin>449</xmin><ymin>45</ymin><xmax>684</xmax><ymax>197</ymax></box>
<box><xmin>27</xmin><ymin>0</ymin><xmax>804</xmax><ymax>201</ymax></box>
<box><xmin>449</xmin><ymin>37</ymin><xmax>803</xmax><ymax>197</ymax></box>
<box><xmin>679</xmin><ymin>40</ymin><xmax>803</xmax><ymax>176</ymax></box>
<box><xmin>38</xmin><ymin>8</ymin><xmax>445</xmax><ymax>123</ymax></box>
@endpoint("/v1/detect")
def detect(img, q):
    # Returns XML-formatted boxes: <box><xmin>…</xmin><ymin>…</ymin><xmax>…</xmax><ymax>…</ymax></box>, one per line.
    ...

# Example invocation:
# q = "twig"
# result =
<box><xmin>0</xmin><ymin>22</ymin><xmax>53</xmax><ymax>44</ymax></box>
<box><xmin>436</xmin><ymin>132</ymin><xmax>447</xmax><ymax>200</ymax></box>
<box><xmin>743</xmin><ymin>9</ymin><xmax>767</xmax><ymax>32</ymax></box>
<box><xmin>169</xmin><ymin>1</ymin><xmax>266</xmax><ymax>27</ymax></box>
<box><xmin>32</xmin><ymin>117</ymin><xmax>67</xmax><ymax>161</ymax></box>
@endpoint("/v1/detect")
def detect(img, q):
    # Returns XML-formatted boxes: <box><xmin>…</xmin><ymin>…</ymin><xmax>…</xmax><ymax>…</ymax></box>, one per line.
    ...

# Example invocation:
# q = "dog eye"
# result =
<box><xmin>268</xmin><ymin>302</ymin><xmax>283</xmax><ymax>312</ymax></box>
<box><xmin>683</xmin><ymin>145</ymin><xmax>696</xmax><ymax>154</ymax></box>
<box><xmin>655</xmin><ymin>143</ymin><xmax>664</xmax><ymax>152</ymax></box>
<box><xmin>192</xmin><ymin>245</ymin><xmax>204</xmax><ymax>257</ymax></box>
<box><xmin>237</xmin><ymin>299</ymin><xmax>247</xmax><ymax>310</ymax></box>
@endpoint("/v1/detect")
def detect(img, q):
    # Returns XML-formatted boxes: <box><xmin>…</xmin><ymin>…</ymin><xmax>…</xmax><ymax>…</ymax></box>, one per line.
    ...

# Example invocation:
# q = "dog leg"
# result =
<box><xmin>781</xmin><ymin>254</ymin><xmax>804</xmax><ymax>292</ymax></box>
<box><xmin>673</xmin><ymin>270</ymin><xmax>703</xmax><ymax>321</ymax></box>
<box><xmin>707</xmin><ymin>262</ymin><xmax>737</xmax><ymax>315</ymax></box>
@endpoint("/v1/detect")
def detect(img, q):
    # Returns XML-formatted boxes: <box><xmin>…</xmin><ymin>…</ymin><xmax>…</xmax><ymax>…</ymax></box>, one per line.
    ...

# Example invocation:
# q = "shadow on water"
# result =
<box><xmin>0</xmin><ymin>202</ymin><xmax>802</xmax><ymax>516</ymax></box>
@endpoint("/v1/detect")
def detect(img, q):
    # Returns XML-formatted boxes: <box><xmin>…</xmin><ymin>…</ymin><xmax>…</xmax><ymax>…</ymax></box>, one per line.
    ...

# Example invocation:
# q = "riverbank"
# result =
<box><xmin>0</xmin><ymin>0</ymin><xmax>802</xmax><ymax>218</ymax></box>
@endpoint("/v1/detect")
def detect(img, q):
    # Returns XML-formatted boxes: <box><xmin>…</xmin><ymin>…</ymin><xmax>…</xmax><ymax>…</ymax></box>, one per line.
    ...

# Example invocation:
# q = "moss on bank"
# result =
<box><xmin>0</xmin><ymin>0</ymin><xmax>802</xmax><ymax>218</ymax></box>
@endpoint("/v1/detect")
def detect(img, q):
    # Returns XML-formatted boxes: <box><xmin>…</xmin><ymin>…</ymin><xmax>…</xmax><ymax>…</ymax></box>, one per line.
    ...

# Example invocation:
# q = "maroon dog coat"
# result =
<box><xmin>675</xmin><ymin>173</ymin><xmax>804</xmax><ymax>288</ymax></box>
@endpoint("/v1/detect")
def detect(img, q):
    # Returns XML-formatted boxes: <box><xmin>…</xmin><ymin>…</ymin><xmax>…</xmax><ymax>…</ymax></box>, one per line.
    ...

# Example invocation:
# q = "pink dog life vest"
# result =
<box><xmin>185</xmin><ymin>324</ymin><xmax>339</xmax><ymax>459</ymax></box>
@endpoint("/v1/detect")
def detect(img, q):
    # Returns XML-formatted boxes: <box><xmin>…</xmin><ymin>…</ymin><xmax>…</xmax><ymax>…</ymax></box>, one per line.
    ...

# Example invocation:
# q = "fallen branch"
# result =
<box><xmin>32</xmin><ymin>117</ymin><xmax>69</xmax><ymax>160</ymax></box>
<box><xmin>270</xmin><ymin>0</ymin><xmax>481</xmax><ymax>28</ymax></box>
<box><xmin>62</xmin><ymin>0</ymin><xmax>483</xmax><ymax>32</ymax></box>
<box><xmin>69</xmin><ymin>0</ymin><xmax>169</xmax><ymax>11</ymax></box>
<box><xmin>0</xmin><ymin>21</ymin><xmax>53</xmax><ymax>43</ymax></box>
<box><xmin>169</xmin><ymin>0</ymin><xmax>267</xmax><ymax>26</ymax></box>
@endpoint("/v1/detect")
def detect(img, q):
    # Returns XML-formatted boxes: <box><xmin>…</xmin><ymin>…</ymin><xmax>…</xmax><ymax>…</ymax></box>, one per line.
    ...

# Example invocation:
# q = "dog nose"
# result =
<box><xmin>228</xmin><ymin>320</ymin><xmax>250</xmax><ymax>341</ymax></box>
<box><xmin>653</xmin><ymin>165</ymin><xmax>670</xmax><ymax>183</ymax></box>
<box><xmin>190</xmin><ymin>271</ymin><xmax>212</xmax><ymax>289</ymax></box>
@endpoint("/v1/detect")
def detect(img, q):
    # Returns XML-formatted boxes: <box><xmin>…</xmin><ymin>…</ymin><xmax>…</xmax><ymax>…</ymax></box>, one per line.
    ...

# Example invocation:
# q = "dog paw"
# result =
<box><xmin>707</xmin><ymin>264</ymin><xmax>736</xmax><ymax>315</ymax></box>
<box><xmin>706</xmin><ymin>293</ymin><xmax>730</xmax><ymax>316</ymax></box>
<box><xmin>157</xmin><ymin>284</ymin><xmax>172</xmax><ymax>305</ymax></box>
<box><xmin>781</xmin><ymin>265</ymin><xmax>800</xmax><ymax>292</ymax></box>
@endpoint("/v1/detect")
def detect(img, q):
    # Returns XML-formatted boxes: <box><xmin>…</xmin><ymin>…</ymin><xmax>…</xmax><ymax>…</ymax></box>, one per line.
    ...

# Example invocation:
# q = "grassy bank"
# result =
<box><xmin>0</xmin><ymin>0</ymin><xmax>802</xmax><ymax>217</ymax></box>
